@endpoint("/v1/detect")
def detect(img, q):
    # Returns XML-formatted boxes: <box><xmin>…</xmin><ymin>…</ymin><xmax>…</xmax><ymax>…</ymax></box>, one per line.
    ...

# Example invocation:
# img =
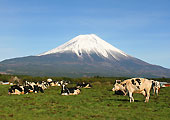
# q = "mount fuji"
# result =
<box><xmin>38</xmin><ymin>34</ymin><xmax>128</xmax><ymax>60</ymax></box>
<box><xmin>0</xmin><ymin>34</ymin><xmax>170</xmax><ymax>77</ymax></box>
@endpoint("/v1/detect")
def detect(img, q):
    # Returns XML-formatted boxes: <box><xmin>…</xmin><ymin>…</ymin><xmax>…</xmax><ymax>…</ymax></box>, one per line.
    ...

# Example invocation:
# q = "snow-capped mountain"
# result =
<box><xmin>0</xmin><ymin>34</ymin><xmax>170</xmax><ymax>77</ymax></box>
<box><xmin>38</xmin><ymin>34</ymin><xmax>128</xmax><ymax>60</ymax></box>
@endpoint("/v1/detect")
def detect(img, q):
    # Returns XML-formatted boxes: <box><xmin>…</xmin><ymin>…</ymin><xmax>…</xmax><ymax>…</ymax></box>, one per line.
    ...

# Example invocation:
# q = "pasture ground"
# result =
<box><xmin>0</xmin><ymin>82</ymin><xmax>170</xmax><ymax>120</ymax></box>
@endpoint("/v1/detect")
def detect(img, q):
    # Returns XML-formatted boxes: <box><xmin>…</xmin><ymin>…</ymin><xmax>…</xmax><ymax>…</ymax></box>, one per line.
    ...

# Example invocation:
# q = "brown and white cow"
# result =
<box><xmin>112</xmin><ymin>78</ymin><xmax>152</xmax><ymax>102</ymax></box>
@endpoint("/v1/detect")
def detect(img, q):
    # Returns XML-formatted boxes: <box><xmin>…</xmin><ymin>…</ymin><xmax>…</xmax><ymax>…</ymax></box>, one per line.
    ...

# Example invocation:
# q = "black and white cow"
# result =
<box><xmin>77</xmin><ymin>82</ymin><xmax>92</xmax><ymax>88</ymax></box>
<box><xmin>8</xmin><ymin>85</ymin><xmax>33</xmax><ymax>95</ymax></box>
<box><xmin>61</xmin><ymin>84</ymin><xmax>80</xmax><ymax>95</ymax></box>
<box><xmin>23</xmin><ymin>85</ymin><xmax>34</xmax><ymax>94</ymax></box>
<box><xmin>151</xmin><ymin>80</ymin><xmax>161</xmax><ymax>96</ymax></box>
<box><xmin>8</xmin><ymin>85</ymin><xmax>25</xmax><ymax>95</ymax></box>
<box><xmin>8</xmin><ymin>83</ymin><xmax>44</xmax><ymax>95</ymax></box>
<box><xmin>33</xmin><ymin>85</ymin><xmax>44</xmax><ymax>93</ymax></box>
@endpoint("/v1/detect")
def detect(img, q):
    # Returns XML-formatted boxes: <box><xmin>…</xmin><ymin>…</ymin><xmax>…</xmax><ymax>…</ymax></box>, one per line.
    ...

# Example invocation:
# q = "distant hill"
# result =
<box><xmin>0</xmin><ymin>34</ymin><xmax>170</xmax><ymax>77</ymax></box>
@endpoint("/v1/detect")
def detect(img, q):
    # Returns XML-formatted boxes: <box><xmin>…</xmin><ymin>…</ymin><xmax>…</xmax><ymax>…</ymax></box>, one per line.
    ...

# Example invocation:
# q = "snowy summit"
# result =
<box><xmin>38</xmin><ymin>34</ymin><xmax>128</xmax><ymax>60</ymax></box>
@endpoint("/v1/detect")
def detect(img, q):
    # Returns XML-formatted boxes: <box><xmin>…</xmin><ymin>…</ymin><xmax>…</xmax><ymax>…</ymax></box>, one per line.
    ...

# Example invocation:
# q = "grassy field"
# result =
<box><xmin>0</xmin><ymin>82</ymin><xmax>170</xmax><ymax>120</ymax></box>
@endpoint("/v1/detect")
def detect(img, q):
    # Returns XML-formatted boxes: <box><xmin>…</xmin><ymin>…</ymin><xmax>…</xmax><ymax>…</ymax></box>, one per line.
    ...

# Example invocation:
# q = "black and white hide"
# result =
<box><xmin>151</xmin><ymin>80</ymin><xmax>161</xmax><ymax>96</ymax></box>
<box><xmin>8</xmin><ymin>85</ymin><xmax>35</xmax><ymax>95</ymax></box>
<box><xmin>33</xmin><ymin>85</ymin><xmax>44</xmax><ymax>93</ymax></box>
<box><xmin>112</xmin><ymin>80</ymin><xmax>125</xmax><ymax>95</ymax></box>
<box><xmin>61</xmin><ymin>84</ymin><xmax>80</xmax><ymax>95</ymax></box>
<box><xmin>8</xmin><ymin>85</ymin><xmax>24</xmax><ymax>95</ymax></box>
<box><xmin>23</xmin><ymin>85</ymin><xmax>34</xmax><ymax>94</ymax></box>
<box><xmin>76</xmin><ymin>82</ymin><xmax>92</xmax><ymax>88</ymax></box>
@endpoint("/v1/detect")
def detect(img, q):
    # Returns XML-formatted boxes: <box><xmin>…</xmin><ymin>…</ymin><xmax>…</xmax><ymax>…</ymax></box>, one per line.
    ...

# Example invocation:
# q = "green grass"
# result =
<box><xmin>0</xmin><ymin>83</ymin><xmax>170</xmax><ymax>120</ymax></box>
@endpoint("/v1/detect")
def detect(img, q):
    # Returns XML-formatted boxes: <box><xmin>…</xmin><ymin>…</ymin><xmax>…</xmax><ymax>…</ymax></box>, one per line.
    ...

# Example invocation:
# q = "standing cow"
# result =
<box><xmin>151</xmin><ymin>80</ymin><xmax>161</xmax><ymax>96</ymax></box>
<box><xmin>112</xmin><ymin>78</ymin><xmax>152</xmax><ymax>102</ymax></box>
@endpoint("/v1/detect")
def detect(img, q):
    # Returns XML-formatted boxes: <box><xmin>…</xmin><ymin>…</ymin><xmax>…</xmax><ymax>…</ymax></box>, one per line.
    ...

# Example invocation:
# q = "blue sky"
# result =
<box><xmin>0</xmin><ymin>0</ymin><xmax>170</xmax><ymax>68</ymax></box>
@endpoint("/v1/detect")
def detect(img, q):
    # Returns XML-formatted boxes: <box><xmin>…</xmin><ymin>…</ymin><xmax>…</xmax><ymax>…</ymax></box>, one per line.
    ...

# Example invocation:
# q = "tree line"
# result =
<box><xmin>0</xmin><ymin>74</ymin><xmax>169</xmax><ymax>85</ymax></box>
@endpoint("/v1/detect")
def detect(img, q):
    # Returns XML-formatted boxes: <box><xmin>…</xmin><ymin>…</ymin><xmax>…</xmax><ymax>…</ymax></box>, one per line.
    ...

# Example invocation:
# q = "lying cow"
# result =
<box><xmin>8</xmin><ymin>84</ymin><xmax>44</xmax><ymax>95</ymax></box>
<box><xmin>61</xmin><ymin>84</ymin><xmax>80</xmax><ymax>95</ymax></box>
<box><xmin>8</xmin><ymin>85</ymin><xmax>32</xmax><ymax>95</ymax></box>
<box><xmin>23</xmin><ymin>85</ymin><xmax>34</xmax><ymax>94</ymax></box>
<box><xmin>77</xmin><ymin>82</ymin><xmax>92</xmax><ymax>88</ymax></box>
<box><xmin>8</xmin><ymin>85</ymin><xmax>24</xmax><ymax>95</ymax></box>
<box><xmin>33</xmin><ymin>85</ymin><xmax>44</xmax><ymax>93</ymax></box>
<box><xmin>112</xmin><ymin>78</ymin><xmax>152</xmax><ymax>102</ymax></box>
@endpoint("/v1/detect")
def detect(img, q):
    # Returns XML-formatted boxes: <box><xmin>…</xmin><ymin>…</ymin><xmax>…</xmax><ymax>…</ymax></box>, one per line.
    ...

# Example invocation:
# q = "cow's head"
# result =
<box><xmin>61</xmin><ymin>84</ymin><xmax>66</xmax><ymax>91</ymax></box>
<box><xmin>112</xmin><ymin>83</ymin><xmax>122</xmax><ymax>91</ymax></box>
<box><xmin>76</xmin><ymin>83</ymin><xmax>81</xmax><ymax>88</ymax></box>
<box><xmin>74</xmin><ymin>89</ymin><xmax>81</xmax><ymax>95</ymax></box>
<box><xmin>8</xmin><ymin>88</ymin><xmax>13</xmax><ymax>95</ymax></box>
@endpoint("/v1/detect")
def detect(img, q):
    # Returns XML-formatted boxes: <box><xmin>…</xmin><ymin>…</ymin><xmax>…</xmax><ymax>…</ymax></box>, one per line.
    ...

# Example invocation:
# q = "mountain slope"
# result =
<box><xmin>0</xmin><ymin>34</ymin><xmax>170</xmax><ymax>77</ymax></box>
<box><xmin>38</xmin><ymin>34</ymin><xmax>128</xmax><ymax>60</ymax></box>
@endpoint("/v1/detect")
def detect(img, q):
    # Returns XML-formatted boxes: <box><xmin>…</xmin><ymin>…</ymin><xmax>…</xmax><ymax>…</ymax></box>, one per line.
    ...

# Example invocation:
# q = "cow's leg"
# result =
<box><xmin>156</xmin><ymin>88</ymin><xmax>159</xmax><ymax>96</ymax></box>
<box><xmin>125</xmin><ymin>91</ymin><xmax>128</xmax><ymax>96</ymax></box>
<box><xmin>73</xmin><ymin>90</ymin><xmax>77</xmax><ymax>95</ymax></box>
<box><xmin>153</xmin><ymin>88</ymin><xmax>156</xmax><ymax>96</ymax></box>
<box><xmin>141</xmin><ymin>90</ymin><xmax>146</xmax><ymax>96</ymax></box>
<box><xmin>132</xmin><ymin>96</ymin><xmax>134</xmax><ymax>102</ymax></box>
<box><xmin>145</xmin><ymin>90</ymin><xmax>150</xmax><ymax>102</ymax></box>
<box><xmin>122</xmin><ymin>90</ymin><xmax>126</xmax><ymax>96</ymax></box>
<box><xmin>152</xmin><ymin>88</ymin><xmax>154</xmax><ymax>95</ymax></box>
<box><xmin>129</xmin><ymin>92</ymin><xmax>134</xmax><ymax>103</ymax></box>
<box><xmin>145</xmin><ymin>96</ymin><xmax>149</xmax><ymax>102</ymax></box>
<box><xmin>77</xmin><ymin>89</ymin><xmax>80</xmax><ymax>94</ymax></box>
<box><xmin>124</xmin><ymin>90</ymin><xmax>129</xmax><ymax>96</ymax></box>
